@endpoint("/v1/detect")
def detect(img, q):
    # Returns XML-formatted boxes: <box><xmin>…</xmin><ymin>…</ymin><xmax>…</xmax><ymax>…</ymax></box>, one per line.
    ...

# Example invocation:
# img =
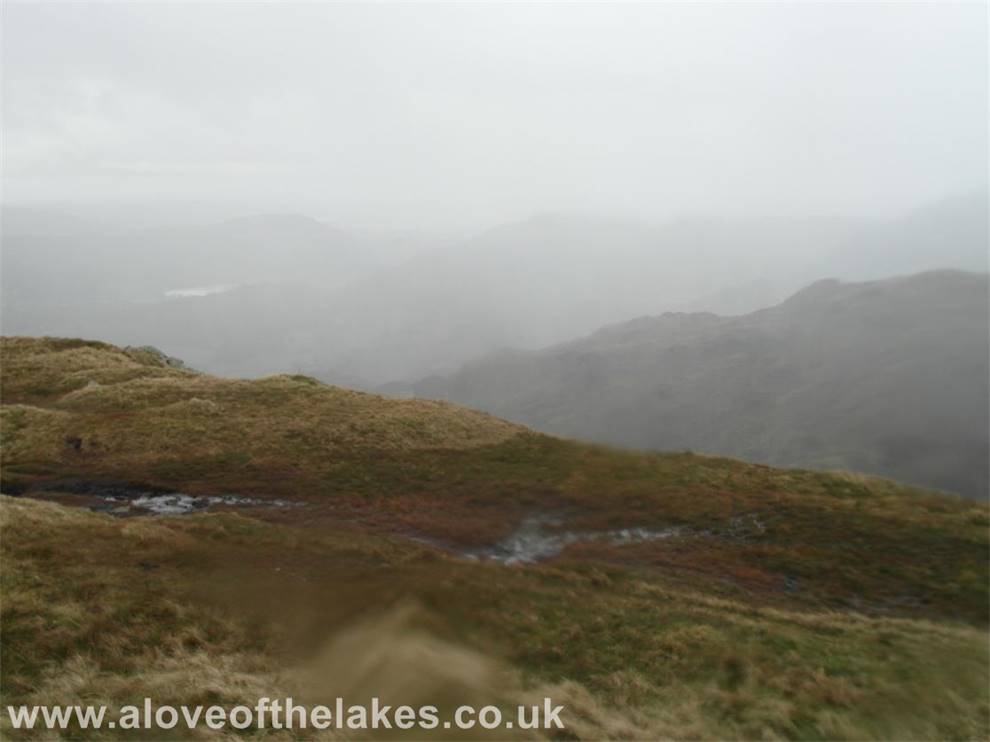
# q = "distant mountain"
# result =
<box><xmin>816</xmin><ymin>191</ymin><xmax>990</xmax><ymax>281</ymax></box>
<box><xmin>0</xmin><ymin>206</ymin><xmax>111</xmax><ymax>237</ymax></box>
<box><xmin>3</xmin><ymin>191</ymin><xmax>986</xmax><ymax>385</ymax></box>
<box><xmin>414</xmin><ymin>271</ymin><xmax>990</xmax><ymax>499</ymax></box>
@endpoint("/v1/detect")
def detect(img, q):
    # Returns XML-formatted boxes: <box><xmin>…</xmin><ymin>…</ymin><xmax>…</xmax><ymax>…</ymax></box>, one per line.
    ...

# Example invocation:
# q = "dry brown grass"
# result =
<box><xmin>2</xmin><ymin>496</ymin><xmax>987</xmax><ymax>740</ymax></box>
<box><xmin>1</xmin><ymin>337</ymin><xmax>525</xmax><ymax>505</ymax></box>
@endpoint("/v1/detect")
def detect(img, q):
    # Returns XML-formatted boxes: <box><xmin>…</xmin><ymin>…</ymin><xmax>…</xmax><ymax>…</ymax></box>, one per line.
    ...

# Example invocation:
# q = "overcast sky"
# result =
<box><xmin>3</xmin><ymin>2</ymin><xmax>987</xmax><ymax>229</ymax></box>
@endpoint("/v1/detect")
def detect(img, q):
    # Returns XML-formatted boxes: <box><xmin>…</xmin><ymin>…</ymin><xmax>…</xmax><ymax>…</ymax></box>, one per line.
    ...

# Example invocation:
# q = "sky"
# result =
<box><xmin>3</xmin><ymin>1</ymin><xmax>987</xmax><ymax>230</ymax></box>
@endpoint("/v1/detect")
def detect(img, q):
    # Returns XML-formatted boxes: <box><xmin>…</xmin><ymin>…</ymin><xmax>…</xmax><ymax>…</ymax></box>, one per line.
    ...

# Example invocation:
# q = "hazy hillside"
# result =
<box><xmin>415</xmin><ymin>270</ymin><xmax>990</xmax><ymax>499</ymax></box>
<box><xmin>817</xmin><ymin>191</ymin><xmax>990</xmax><ymax>281</ymax></box>
<box><xmin>3</xmin><ymin>192</ymin><xmax>986</xmax><ymax>385</ymax></box>
<box><xmin>0</xmin><ymin>209</ymin><xmax>376</xmax><ymax>309</ymax></box>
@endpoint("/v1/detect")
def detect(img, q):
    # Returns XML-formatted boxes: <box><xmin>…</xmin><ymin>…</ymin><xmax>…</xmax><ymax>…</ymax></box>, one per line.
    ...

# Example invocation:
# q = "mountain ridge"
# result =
<box><xmin>4</xmin><ymin>191</ymin><xmax>985</xmax><ymax>385</ymax></box>
<box><xmin>413</xmin><ymin>270</ymin><xmax>990</xmax><ymax>499</ymax></box>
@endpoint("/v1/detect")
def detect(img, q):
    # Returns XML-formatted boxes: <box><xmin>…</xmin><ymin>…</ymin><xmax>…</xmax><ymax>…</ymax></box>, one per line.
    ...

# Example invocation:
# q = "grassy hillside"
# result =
<box><xmin>3</xmin><ymin>496</ymin><xmax>988</xmax><ymax>740</ymax></box>
<box><xmin>1</xmin><ymin>336</ymin><xmax>988</xmax><ymax>738</ymax></box>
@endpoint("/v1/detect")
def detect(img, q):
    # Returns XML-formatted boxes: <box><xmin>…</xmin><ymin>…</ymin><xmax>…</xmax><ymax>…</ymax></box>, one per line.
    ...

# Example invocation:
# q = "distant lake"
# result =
<box><xmin>164</xmin><ymin>284</ymin><xmax>237</xmax><ymax>298</ymax></box>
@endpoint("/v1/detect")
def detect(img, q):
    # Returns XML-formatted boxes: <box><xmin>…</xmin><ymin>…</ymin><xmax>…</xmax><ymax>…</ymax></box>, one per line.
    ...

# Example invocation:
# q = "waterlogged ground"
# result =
<box><xmin>11</xmin><ymin>483</ymin><xmax>302</xmax><ymax>517</ymax></box>
<box><xmin>97</xmin><ymin>492</ymin><xmax>301</xmax><ymax>515</ymax></box>
<box><xmin>415</xmin><ymin>514</ymin><xmax>685</xmax><ymax>564</ymax></box>
<box><xmin>21</xmin><ymin>486</ymin><xmax>683</xmax><ymax>563</ymax></box>
<box><xmin>16</xmin><ymin>483</ymin><xmax>691</xmax><ymax>566</ymax></box>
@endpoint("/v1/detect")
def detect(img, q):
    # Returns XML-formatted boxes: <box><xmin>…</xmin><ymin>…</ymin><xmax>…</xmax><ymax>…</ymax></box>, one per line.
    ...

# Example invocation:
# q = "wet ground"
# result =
<box><xmin>415</xmin><ymin>514</ymin><xmax>685</xmax><ymax>564</ymax></box>
<box><xmin>91</xmin><ymin>491</ymin><xmax>301</xmax><ymax>515</ymax></box>
<box><xmin>7</xmin><ymin>481</ymin><xmax>302</xmax><ymax>516</ymax></box>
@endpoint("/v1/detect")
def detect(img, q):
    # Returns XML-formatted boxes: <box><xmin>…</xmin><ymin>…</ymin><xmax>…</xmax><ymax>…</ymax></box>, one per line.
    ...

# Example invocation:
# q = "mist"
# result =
<box><xmin>2</xmin><ymin>2</ymin><xmax>988</xmax><ymax>496</ymax></box>
<box><xmin>4</xmin><ymin>2</ymin><xmax>986</xmax><ymax>229</ymax></box>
